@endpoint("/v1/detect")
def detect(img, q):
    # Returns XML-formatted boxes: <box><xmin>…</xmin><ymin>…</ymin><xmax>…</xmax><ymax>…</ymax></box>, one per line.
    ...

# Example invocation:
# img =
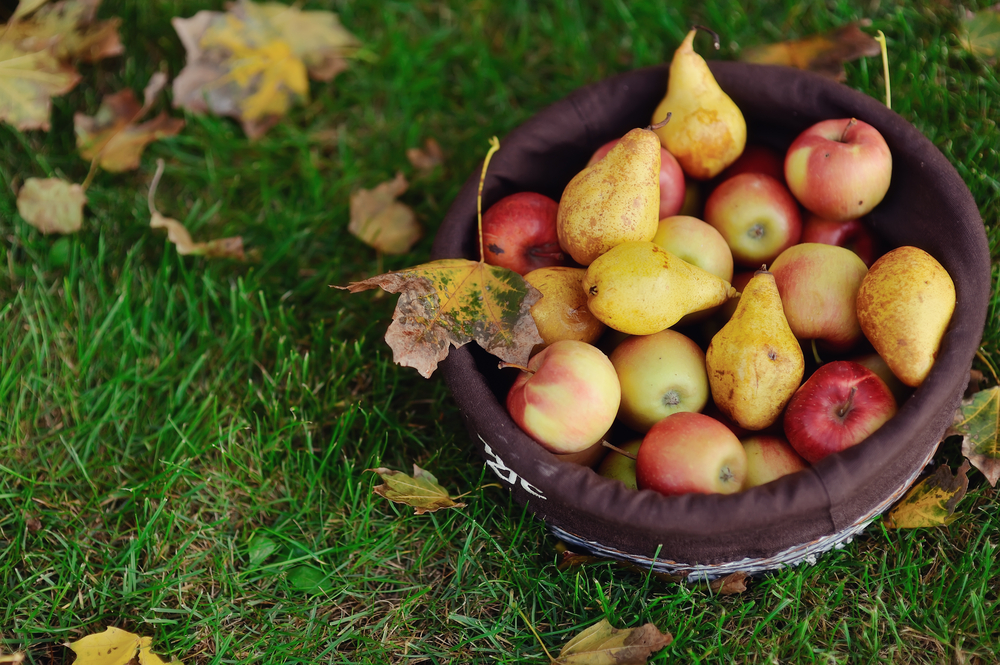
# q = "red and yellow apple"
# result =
<box><xmin>800</xmin><ymin>213</ymin><xmax>881</xmax><ymax>267</ymax></box>
<box><xmin>482</xmin><ymin>192</ymin><xmax>565</xmax><ymax>275</ymax></box>
<box><xmin>741</xmin><ymin>435</ymin><xmax>808</xmax><ymax>489</ymax></box>
<box><xmin>651</xmin><ymin>215</ymin><xmax>734</xmax><ymax>283</ymax></box>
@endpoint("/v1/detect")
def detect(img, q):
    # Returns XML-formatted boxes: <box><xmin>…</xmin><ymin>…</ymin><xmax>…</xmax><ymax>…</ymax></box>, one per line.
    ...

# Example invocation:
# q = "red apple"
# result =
<box><xmin>801</xmin><ymin>213</ymin><xmax>881</xmax><ymax>267</ymax></box>
<box><xmin>784</xmin><ymin>118</ymin><xmax>892</xmax><ymax>221</ymax></box>
<box><xmin>741</xmin><ymin>435</ymin><xmax>808</xmax><ymax>489</ymax></box>
<box><xmin>482</xmin><ymin>192</ymin><xmax>565</xmax><ymax>275</ymax></box>
<box><xmin>588</xmin><ymin>138</ymin><xmax>686</xmax><ymax>220</ymax></box>
<box><xmin>704</xmin><ymin>172</ymin><xmax>802</xmax><ymax>267</ymax></box>
<box><xmin>770</xmin><ymin>243</ymin><xmax>869</xmax><ymax>352</ymax></box>
<box><xmin>506</xmin><ymin>340</ymin><xmax>620</xmax><ymax>454</ymax></box>
<box><xmin>718</xmin><ymin>143</ymin><xmax>785</xmax><ymax>184</ymax></box>
<box><xmin>636</xmin><ymin>412</ymin><xmax>747</xmax><ymax>496</ymax></box>
<box><xmin>783</xmin><ymin>360</ymin><xmax>897</xmax><ymax>463</ymax></box>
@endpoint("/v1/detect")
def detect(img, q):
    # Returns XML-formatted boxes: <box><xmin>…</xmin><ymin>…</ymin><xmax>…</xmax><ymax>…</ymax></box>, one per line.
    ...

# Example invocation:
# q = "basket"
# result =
<box><xmin>429</xmin><ymin>63</ymin><xmax>991</xmax><ymax>580</ymax></box>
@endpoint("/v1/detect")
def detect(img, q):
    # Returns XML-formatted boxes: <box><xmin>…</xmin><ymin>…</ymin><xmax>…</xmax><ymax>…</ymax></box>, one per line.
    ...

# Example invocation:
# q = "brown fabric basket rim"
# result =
<box><xmin>430</xmin><ymin>62</ymin><xmax>990</xmax><ymax>568</ymax></box>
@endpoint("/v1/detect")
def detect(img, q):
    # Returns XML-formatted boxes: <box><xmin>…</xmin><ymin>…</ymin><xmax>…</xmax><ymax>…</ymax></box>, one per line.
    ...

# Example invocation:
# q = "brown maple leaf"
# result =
<box><xmin>740</xmin><ymin>22</ymin><xmax>881</xmax><ymax>81</ymax></box>
<box><xmin>348</xmin><ymin>172</ymin><xmax>422</xmax><ymax>254</ymax></box>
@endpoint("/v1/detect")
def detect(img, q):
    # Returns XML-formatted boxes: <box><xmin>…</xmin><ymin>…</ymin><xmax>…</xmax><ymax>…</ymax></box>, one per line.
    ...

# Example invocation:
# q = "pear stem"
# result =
<box><xmin>692</xmin><ymin>25</ymin><xmax>721</xmax><ymax>50</ymax></box>
<box><xmin>477</xmin><ymin>136</ymin><xmax>501</xmax><ymax>264</ymax></box>
<box><xmin>601</xmin><ymin>440</ymin><xmax>638</xmax><ymax>461</ymax></box>
<box><xmin>647</xmin><ymin>112</ymin><xmax>671</xmax><ymax>131</ymax></box>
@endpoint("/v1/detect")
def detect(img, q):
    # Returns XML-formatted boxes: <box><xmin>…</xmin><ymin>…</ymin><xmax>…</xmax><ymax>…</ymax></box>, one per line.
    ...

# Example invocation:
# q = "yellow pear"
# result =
<box><xmin>557</xmin><ymin>127</ymin><xmax>661</xmax><ymax>266</ymax></box>
<box><xmin>524</xmin><ymin>266</ymin><xmax>605</xmax><ymax>352</ymax></box>
<box><xmin>706</xmin><ymin>268</ymin><xmax>804</xmax><ymax>430</ymax></box>
<box><xmin>856</xmin><ymin>246</ymin><xmax>956</xmax><ymax>387</ymax></box>
<box><xmin>652</xmin><ymin>27</ymin><xmax>747</xmax><ymax>180</ymax></box>
<box><xmin>583</xmin><ymin>241</ymin><xmax>737</xmax><ymax>335</ymax></box>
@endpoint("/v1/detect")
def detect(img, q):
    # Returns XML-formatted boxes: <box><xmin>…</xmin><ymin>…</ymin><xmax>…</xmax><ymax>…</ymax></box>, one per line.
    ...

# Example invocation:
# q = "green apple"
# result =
<box><xmin>596</xmin><ymin>439</ymin><xmax>642</xmax><ymax>489</ymax></box>
<box><xmin>610</xmin><ymin>329</ymin><xmax>708</xmax><ymax>432</ymax></box>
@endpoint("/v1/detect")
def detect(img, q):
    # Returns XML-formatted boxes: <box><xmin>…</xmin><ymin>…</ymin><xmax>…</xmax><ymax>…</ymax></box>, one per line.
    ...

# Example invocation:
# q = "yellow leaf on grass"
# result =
<box><xmin>348</xmin><ymin>172</ymin><xmax>422</xmax><ymax>254</ymax></box>
<box><xmin>368</xmin><ymin>465</ymin><xmax>466</xmax><ymax>514</ymax></box>
<box><xmin>960</xmin><ymin>7</ymin><xmax>1000</xmax><ymax>60</ymax></box>
<box><xmin>75</xmin><ymin>88</ymin><xmax>184</xmax><ymax>172</ymax></box>
<box><xmin>16</xmin><ymin>177</ymin><xmax>86</xmax><ymax>234</ymax></box>
<box><xmin>230</xmin><ymin>0</ymin><xmax>361</xmax><ymax>81</ymax></box>
<box><xmin>66</xmin><ymin>627</ymin><xmax>141</xmax><ymax>665</ymax></box>
<box><xmin>954</xmin><ymin>386</ymin><xmax>1000</xmax><ymax>486</ymax></box>
<box><xmin>138</xmin><ymin>638</ymin><xmax>183</xmax><ymax>665</ymax></box>
<box><xmin>740</xmin><ymin>22</ymin><xmax>881</xmax><ymax>81</ymax></box>
<box><xmin>554</xmin><ymin>619</ymin><xmax>672</xmax><ymax>665</ymax></box>
<box><xmin>150</xmin><ymin>212</ymin><xmax>245</xmax><ymax>260</ymax></box>
<box><xmin>0</xmin><ymin>651</ymin><xmax>25</xmax><ymax>664</ymax></box>
<box><xmin>0</xmin><ymin>41</ymin><xmax>80</xmax><ymax>131</ymax></box>
<box><xmin>3</xmin><ymin>0</ymin><xmax>123</xmax><ymax>63</ymax></box>
<box><xmin>12</xmin><ymin>0</ymin><xmax>49</xmax><ymax>21</ymax></box>
<box><xmin>338</xmin><ymin>258</ymin><xmax>543</xmax><ymax>378</ymax></box>
<box><xmin>883</xmin><ymin>460</ymin><xmax>971</xmax><ymax>529</ymax></box>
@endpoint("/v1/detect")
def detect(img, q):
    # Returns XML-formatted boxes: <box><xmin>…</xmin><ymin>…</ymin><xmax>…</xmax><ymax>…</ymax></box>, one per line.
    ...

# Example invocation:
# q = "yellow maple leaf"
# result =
<box><xmin>0</xmin><ymin>41</ymin><xmax>80</xmax><ymax>131</ymax></box>
<box><xmin>3</xmin><ymin>0</ymin><xmax>123</xmax><ymax>63</ymax></box>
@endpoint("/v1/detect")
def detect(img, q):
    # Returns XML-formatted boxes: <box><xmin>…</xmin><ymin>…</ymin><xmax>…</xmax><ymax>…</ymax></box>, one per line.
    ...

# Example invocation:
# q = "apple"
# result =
<box><xmin>636</xmin><ymin>412</ymin><xmax>747</xmax><ymax>496</ymax></box>
<box><xmin>784</xmin><ymin>118</ymin><xmax>892</xmax><ymax>221</ymax></box>
<box><xmin>482</xmin><ymin>192</ymin><xmax>565</xmax><ymax>275</ymax></box>
<box><xmin>783</xmin><ymin>360</ymin><xmax>897</xmax><ymax>463</ymax></box>
<box><xmin>610</xmin><ymin>329</ymin><xmax>709</xmax><ymax>432</ymax></box>
<box><xmin>769</xmin><ymin>243</ymin><xmax>869</xmax><ymax>352</ymax></box>
<box><xmin>588</xmin><ymin>138</ymin><xmax>686</xmax><ymax>219</ymax></box>
<box><xmin>651</xmin><ymin>215</ymin><xmax>734</xmax><ymax>283</ymax></box>
<box><xmin>741</xmin><ymin>435</ymin><xmax>808</xmax><ymax>489</ymax></box>
<box><xmin>718</xmin><ymin>143</ymin><xmax>785</xmax><ymax>184</ymax></box>
<box><xmin>704</xmin><ymin>172</ymin><xmax>802</xmax><ymax>267</ymax></box>
<box><xmin>597</xmin><ymin>439</ymin><xmax>642</xmax><ymax>490</ymax></box>
<box><xmin>800</xmin><ymin>213</ymin><xmax>881</xmax><ymax>267</ymax></box>
<box><xmin>506</xmin><ymin>340</ymin><xmax>620</xmax><ymax>454</ymax></box>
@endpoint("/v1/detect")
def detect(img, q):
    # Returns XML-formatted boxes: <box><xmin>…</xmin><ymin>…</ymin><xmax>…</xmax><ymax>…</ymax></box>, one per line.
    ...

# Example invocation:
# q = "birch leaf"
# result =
<box><xmin>554</xmin><ymin>619</ymin><xmax>672</xmax><ymax>665</ymax></box>
<box><xmin>0</xmin><ymin>42</ymin><xmax>80</xmax><ymax>131</ymax></box>
<box><xmin>740</xmin><ymin>22</ymin><xmax>881</xmax><ymax>81</ymax></box>
<box><xmin>348</xmin><ymin>172</ymin><xmax>421</xmax><ymax>254</ymax></box>
<box><xmin>16</xmin><ymin>177</ymin><xmax>86</xmax><ymax>234</ymax></box>
<box><xmin>75</xmin><ymin>88</ymin><xmax>184</xmax><ymax>172</ymax></box>
<box><xmin>883</xmin><ymin>460</ymin><xmax>971</xmax><ymax>529</ymax></box>
<box><xmin>954</xmin><ymin>386</ymin><xmax>1000</xmax><ymax>486</ymax></box>
<box><xmin>338</xmin><ymin>258</ymin><xmax>543</xmax><ymax>378</ymax></box>
<box><xmin>368</xmin><ymin>465</ymin><xmax>466</xmax><ymax>514</ymax></box>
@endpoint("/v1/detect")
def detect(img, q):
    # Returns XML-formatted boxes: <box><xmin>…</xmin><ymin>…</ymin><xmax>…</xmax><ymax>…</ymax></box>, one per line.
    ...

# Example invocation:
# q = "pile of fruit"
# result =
<box><xmin>485</xmin><ymin>27</ymin><xmax>958</xmax><ymax>498</ymax></box>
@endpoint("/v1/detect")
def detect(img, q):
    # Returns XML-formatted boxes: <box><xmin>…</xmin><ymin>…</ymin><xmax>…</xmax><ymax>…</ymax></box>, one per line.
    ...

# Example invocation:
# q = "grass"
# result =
<box><xmin>1</xmin><ymin>0</ymin><xmax>998</xmax><ymax>663</ymax></box>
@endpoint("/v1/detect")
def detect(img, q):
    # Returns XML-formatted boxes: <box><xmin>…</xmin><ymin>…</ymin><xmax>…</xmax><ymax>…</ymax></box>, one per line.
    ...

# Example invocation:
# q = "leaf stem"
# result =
<box><xmin>148</xmin><ymin>158</ymin><xmax>165</xmax><ymax>216</ymax></box>
<box><xmin>874</xmin><ymin>30</ymin><xmax>891</xmax><ymax>110</ymax></box>
<box><xmin>516</xmin><ymin>607</ymin><xmax>554</xmax><ymax>662</ymax></box>
<box><xmin>477</xmin><ymin>136</ymin><xmax>501</xmax><ymax>264</ymax></box>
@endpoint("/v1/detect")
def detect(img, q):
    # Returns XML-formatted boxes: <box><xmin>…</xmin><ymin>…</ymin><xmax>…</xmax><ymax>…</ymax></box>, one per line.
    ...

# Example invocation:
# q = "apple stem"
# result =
<box><xmin>498</xmin><ymin>361</ymin><xmax>534</xmax><ymax>373</ymax></box>
<box><xmin>839</xmin><ymin>118</ymin><xmax>858</xmax><ymax>143</ymax></box>
<box><xmin>692</xmin><ymin>24</ymin><xmax>721</xmax><ymax>50</ymax></box>
<box><xmin>477</xmin><ymin>136</ymin><xmax>502</xmax><ymax>264</ymax></box>
<box><xmin>811</xmin><ymin>338</ymin><xmax>823</xmax><ymax>365</ymax></box>
<box><xmin>837</xmin><ymin>385</ymin><xmax>858</xmax><ymax>418</ymax></box>
<box><xmin>647</xmin><ymin>112</ymin><xmax>672</xmax><ymax>131</ymax></box>
<box><xmin>601</xmin><ymin>440</ymin><xmax>638</xmax><ymax>460</ymax></box>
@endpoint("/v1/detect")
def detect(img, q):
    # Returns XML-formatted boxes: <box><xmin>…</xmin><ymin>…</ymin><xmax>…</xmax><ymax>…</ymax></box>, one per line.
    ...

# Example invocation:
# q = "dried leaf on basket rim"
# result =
<box><xmin>367</xmin><ymin>465</ymin><xmax>467</xmax><ymax>514</ymax></box>
<box><xmin>883</xmin><ymin>460</ymin><xmax>971</xmax><ymax>529</ymax></box>
<box><xmin>348</xmin><ymin>172</ymin><xmax>422</xmax><ymax>255</ymax></box>
<box><xmin>739</xmin><ymin>22</ymin><xmax>881</xmax><ymax>81</ymax></box>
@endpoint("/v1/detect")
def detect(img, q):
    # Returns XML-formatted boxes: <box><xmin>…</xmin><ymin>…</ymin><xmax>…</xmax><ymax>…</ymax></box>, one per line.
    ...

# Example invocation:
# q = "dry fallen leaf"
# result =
<box><xmin>348</xmin><ymin>172</ymin><xmax>421</xmax><ymax>254</ymax></box>
<box><xmin>172</xmin><ymin>0</ymin><xmax>359</xmax><ymax>139</ymax></box>
<box><xmin>710</xmin><ymin>571</ymin><xmax>748</xmax><ymax>595</ymax></box>
<box><xmin>367</xmin><ymin>465</ymin><xmax>467</xmax><ymax>514</ymax></box>
<box><xmin>740</xmin><ymin>22</ymin><xmax>881</xmax><ymax>81</ymax></box>
<box><xmin>953</xmin><ymin>386</ymin><xmax>1000</xmax><ymax>486</ymax></box>
<box><xmin>553</xmin><ymin>619</ymin><xmax>672</xmax><ymax>665</ymax></box>
<box><xmin>16</xmin><ymin>177</ymin><xmax>87</xmax><ymax>234</ymax></box>
<box><xmin>74</xmin><ymin>87</ymin><xmax>185</xmax><ymax>172</ymax></box>
<box><xmin>3</xmin><ymin>0</ymin><xmax>123</xmax><ymax>63</ymax></box>
<box><xmin>0</xmin><ymin>651</ymin><xmax>25</xmax><ymax>664</ymax></box>
<box><xmin>67</xmin><ymin>628</ymin><xmax>181</xmax><ymax>665</ymax></box>
<box><xmin>407</xmin><ymin>137</ymin><xmax>444</xmax><ymax>173</ymax></box>
<box><xmin>338</xmin><ymin>258</ymin><xmax>543</xmax><ymax>378</ymax></box>
<box><xmin>12</xmin><ymin>0</ymin><xmax>50</xmax><ymax>21</ymax></box>
<box><xmin>147</xmin><ymin>160</ymin><xmax>245</xmax><ymax>260</ymax></box>
<box><xmin>883</xmin><ymin>460</ymin><xmax>971</xmax><ymax>529</ymax></box>
<box><xmin>0</xmin><ymin>41</ymin><xmax>81</xmax><ymax>131</ymax></box>
<box><xmin>960</xmin><ymin>7</ymin><xmax>1000</xmax><ymax>60</ymax></box>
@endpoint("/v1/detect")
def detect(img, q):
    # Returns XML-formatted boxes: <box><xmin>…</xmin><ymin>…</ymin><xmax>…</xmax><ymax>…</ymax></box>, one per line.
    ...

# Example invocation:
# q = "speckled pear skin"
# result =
<box><xmin>556</xmin><ymin>128</ymin><xmax>660</xmax><ymax>266</ymax></box>
<box><xmin>583</xmin><ymin>241</ymin><xmax>737</xmax><ymax>335</ymax></box>
<box><xmin>856</xmin><ymin>246</ymin><xmax>956</xmax><ymax>388</ymax></box>
<box><xmin>652</xmin><ymin>28</ymin><xmax>747</xmax><ymax>180</ymax></box>
<box><xmin>706</xmin><ymin>269</ymin><xmax>804</xmax><ymax>430</ymax></box>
